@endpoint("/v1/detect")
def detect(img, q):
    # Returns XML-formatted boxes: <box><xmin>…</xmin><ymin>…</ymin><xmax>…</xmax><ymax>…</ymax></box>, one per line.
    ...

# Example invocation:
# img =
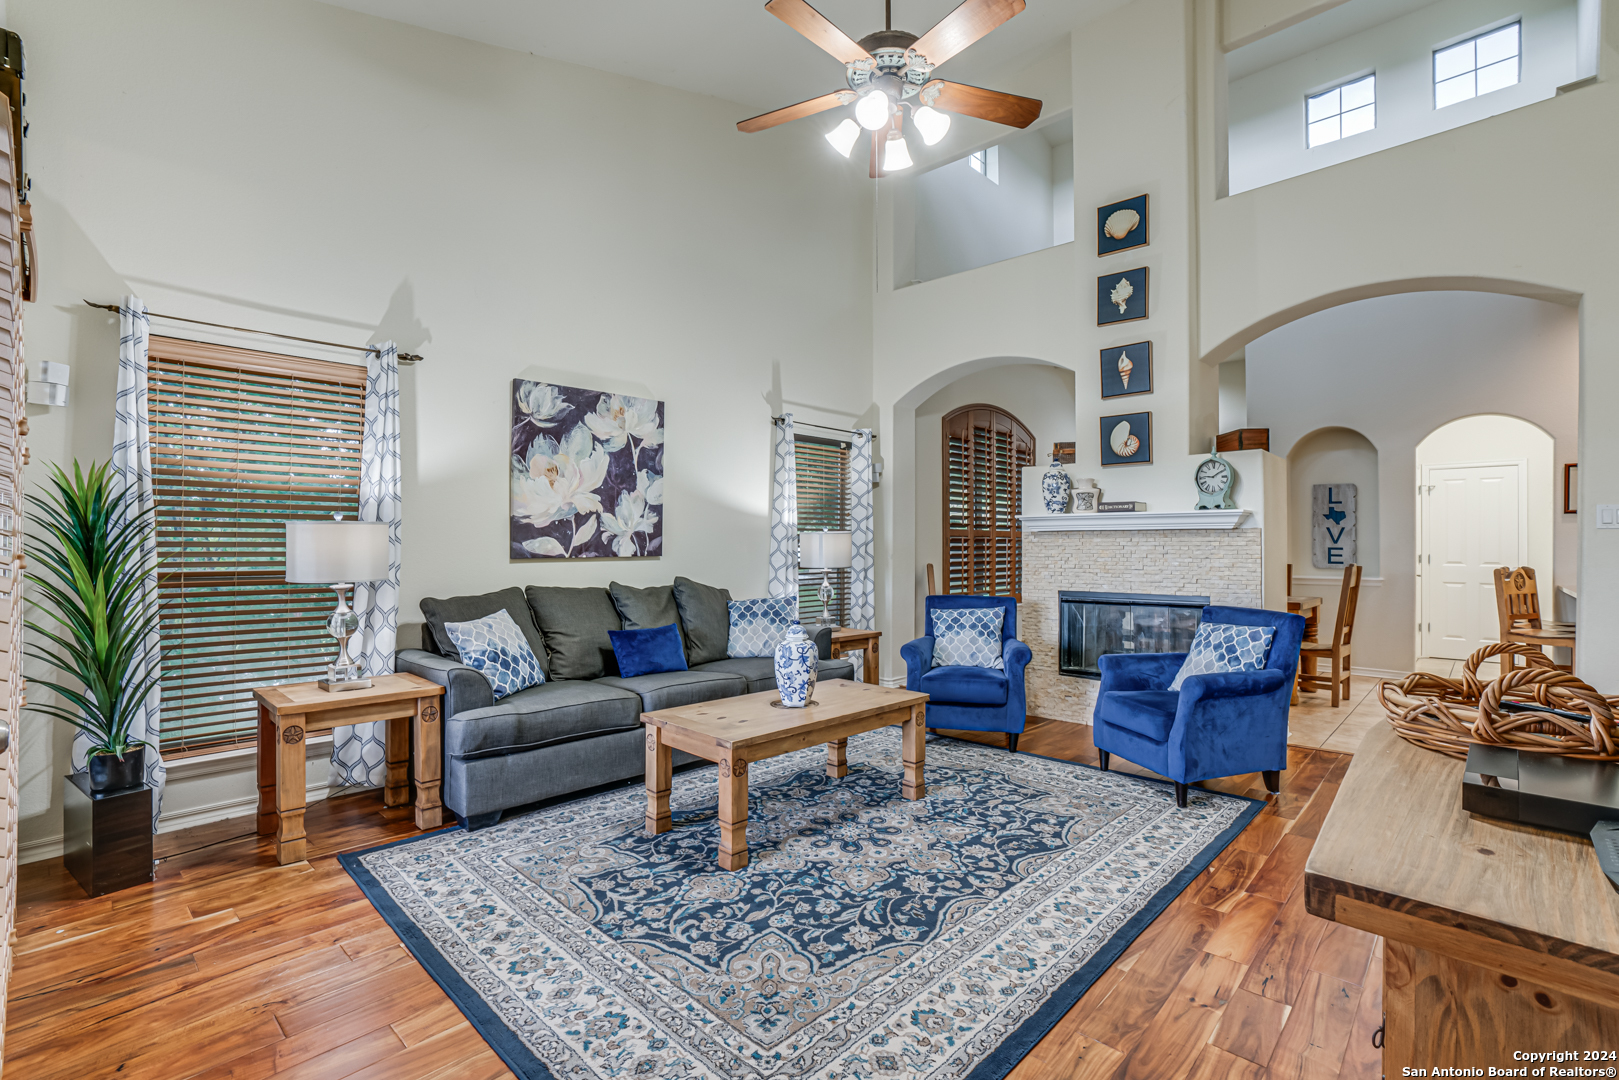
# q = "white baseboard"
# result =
<box><xmin>19</xmin><ymin>835</ymin><xmax>64</xmax><ymax>865</ymax></box>
<box><xmin>879</xmin><ymin>675</ymin><xmax>905</xmax><ymax>688</ymax></box>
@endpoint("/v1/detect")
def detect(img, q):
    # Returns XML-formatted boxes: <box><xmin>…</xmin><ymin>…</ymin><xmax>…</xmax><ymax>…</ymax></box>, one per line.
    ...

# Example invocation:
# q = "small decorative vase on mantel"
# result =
<box><xmin>1041</xmin><ymin>457</ymin><xmax>1072</xmax><ymax>514</ymax></box>
<box><xmin>1072</xmin><ymin>477</ymin><xmax>1100</xmax><ymax>513</ymax></box>
<box><xmin>774</xmin><ymin>622</ymin><xmax>819</xmax><ymax>708</ymax></box>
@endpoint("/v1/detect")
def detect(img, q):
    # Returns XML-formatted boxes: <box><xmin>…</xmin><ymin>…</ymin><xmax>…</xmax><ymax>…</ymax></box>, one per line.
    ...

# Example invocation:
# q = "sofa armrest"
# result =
<box><xmin>1177</xmin><ymin>668</ymin><xmax>1286</xmax><ymax>704</ymax></box>
<box><xmin>396</xmin><ymin>648</ymin><xmax>494</xmax><ymax>716</ymax></box>
<box><xmin>900</xmin><ymin>636</ymin><xmax>935</xmax><ymax>692</ymax></box>
<box><xmin>1002</xmin><ymin>637</ymin><xmax>1032</xmax><ymax>676</ymax></box>
<box><xmin>812</xmin><ymin>625</ymin><xmax>834</xmax><ymax>662</ymax></box>
<box><xmin>1097</xmin><ymin>652</ymin><xmax>1185</xmax><ymax>694</ymax></box>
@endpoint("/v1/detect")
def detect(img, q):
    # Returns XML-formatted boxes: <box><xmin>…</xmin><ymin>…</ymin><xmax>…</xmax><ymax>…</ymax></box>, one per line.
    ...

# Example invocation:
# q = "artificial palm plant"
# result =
<box><xmin>24</xmin><ymin>461</ymin><xmax>161</xmax><ymax>764</ymax></box>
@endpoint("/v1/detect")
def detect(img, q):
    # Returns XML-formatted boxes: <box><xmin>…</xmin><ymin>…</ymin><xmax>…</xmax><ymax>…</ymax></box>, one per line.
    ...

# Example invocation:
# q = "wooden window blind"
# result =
<box><xmin>794</xmin><ymin>435</ymin><xmax>851</xmax><ymax>626</ymax></box>
<box><xmin>943</xmin><ymin>404</ymin><xmax>1034</xmax><ymax>600</ymax></box>
<box><xmin>148</xmin><ymin>336</ymin><xmax>366</xmax><ymax>755</ymax></box>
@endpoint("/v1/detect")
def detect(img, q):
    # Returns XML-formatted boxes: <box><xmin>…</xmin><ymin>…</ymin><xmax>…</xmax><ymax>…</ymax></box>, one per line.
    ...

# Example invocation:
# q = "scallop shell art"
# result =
<box><xmin>1103</xmin><ymin>208</ymin><xmax>1140</xmax><ymax>241</ymax></box>
<box><xmin>1118</xmin><ymin>350</ymin><xmax>1134</xmax><ymax>389</ymax></box>
<box><xmin>1109</xmin><ymin>420</ymin><xmax>1141</xmax><ymax>458</ymax></box>
<box><xmin>1109</xmin><ymin>276</ymin><xmax>1134</xmax><ymax>314</ymax></box>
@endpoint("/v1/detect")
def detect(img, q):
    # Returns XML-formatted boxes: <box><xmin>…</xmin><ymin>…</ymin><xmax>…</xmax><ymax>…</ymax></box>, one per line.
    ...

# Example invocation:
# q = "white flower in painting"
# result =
<box><xmin>600</xmin><ymin>487</ymin><xmax>660</xmax><ymax>557</ymax></box>
<box><xmin>515</xmin><ymin>381</ymin><xmax>572</xmax><ymax>430</ymax></box>
<box><xmin>511</xmin><ymin>422</ymin><xmax>609</xmax><ymax>528</ymax></box>
<box><xmin>637</xmin><ymin>469</ymin><xmax>664</xmax><ymax>506</ymax></box>
<box><xmin>584</xmin><ymin>394</ymin><xmax>663</xmax><ymax>453</ymax></box>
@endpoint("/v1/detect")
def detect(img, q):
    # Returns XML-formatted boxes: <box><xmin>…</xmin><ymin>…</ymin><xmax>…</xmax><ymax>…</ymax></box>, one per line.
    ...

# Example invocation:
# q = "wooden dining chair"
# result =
<box><xmin>926</xmin><ymin>563</ymin><xmax>937</xmax><ymax>595</ymax></box>
<box><xmin>1298</xmin><ymin>563</ymin><xmax>1363</xmax><ymax>707</ymax></box>
<box><xmin>1493</xmin><ymin>566</ymin><xmax>1576</xmax><ymax>671</ymax></box>
<box><xmin>1286</xmin><ymin>563</ymin><xmax>1293</xmax><ymax>598</ymax></box>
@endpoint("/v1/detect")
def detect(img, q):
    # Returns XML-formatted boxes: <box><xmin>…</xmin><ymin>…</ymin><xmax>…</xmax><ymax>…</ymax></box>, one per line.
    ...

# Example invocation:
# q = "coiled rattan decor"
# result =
<box><xmin>1379</xmin><ymin>643</ymin><xmax>1617</xmax><ymax>760</ymax></box>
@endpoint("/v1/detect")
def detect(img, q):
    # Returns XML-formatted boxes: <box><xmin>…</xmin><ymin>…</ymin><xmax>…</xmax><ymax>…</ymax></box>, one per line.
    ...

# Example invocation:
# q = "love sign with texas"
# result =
<box><xmin>1312</xmin><ymin>483</ymin><xmax>1358</xmax><ymax>569</ymax></box>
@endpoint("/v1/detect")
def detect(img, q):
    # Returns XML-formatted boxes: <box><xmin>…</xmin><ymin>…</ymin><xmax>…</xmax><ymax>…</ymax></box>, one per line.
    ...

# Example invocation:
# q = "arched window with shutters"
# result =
<box><xmin>942</xmin><ymin>404</ymin><xmax>1035</xmax><ymax>600</ymax></box>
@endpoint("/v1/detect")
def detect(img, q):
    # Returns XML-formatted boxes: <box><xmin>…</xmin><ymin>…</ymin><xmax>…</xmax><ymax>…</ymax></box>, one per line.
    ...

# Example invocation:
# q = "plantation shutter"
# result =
<box><xmin>0</xmin><ymin>82</ymin><xmax>25</xmax><ymax>1039</ymax></box>
<box><xmin>794</xmin><ymin>435</ymin><xmax>851</xmax><ymax>625</ymax></box>
<box><xmin>943</xmin><ymin>405</ymin><xmax>1033</xmax><ymax>600</ymax></box>
<box><xmin>147</xmin><ymin>336</ymin><xmax>366</xmax><ymax>754</ymax></box>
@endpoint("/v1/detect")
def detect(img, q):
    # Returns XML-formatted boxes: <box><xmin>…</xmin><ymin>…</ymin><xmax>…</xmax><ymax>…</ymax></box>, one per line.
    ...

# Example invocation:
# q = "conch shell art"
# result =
<box><xmin>1109</xmin><ymin>420</ymin><xmax>1141</xmax><ymax>458</ymax></box>
<box><xmin>1103</xmin><ymin>208</ymin><xmax>1140</xmax><ymax>241</ymax></box>
<box><xmin>1118</xmin><ymin>350</ymin><xmax>1134</xmax><ymax>389</ymax></box>
<box><xmin>1109</xmin><ymin>276</ymin><xmax>1134</xmax><ymax>314</ymax></box>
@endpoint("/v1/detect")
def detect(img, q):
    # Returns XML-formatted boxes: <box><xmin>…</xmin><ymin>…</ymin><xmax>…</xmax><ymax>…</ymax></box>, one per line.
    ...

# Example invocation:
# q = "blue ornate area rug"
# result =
<box><xmin>341</xmin><ymin>730</ymin><xmax>1261</xmax><ymax>1080</ymax></box>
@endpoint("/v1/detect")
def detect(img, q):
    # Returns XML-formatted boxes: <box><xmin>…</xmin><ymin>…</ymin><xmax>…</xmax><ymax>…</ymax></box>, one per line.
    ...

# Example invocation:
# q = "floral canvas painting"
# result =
<box><xmin>510</xmin><ymin>380</ymin><xmax>664</xmax><ymax>559</ymax></box>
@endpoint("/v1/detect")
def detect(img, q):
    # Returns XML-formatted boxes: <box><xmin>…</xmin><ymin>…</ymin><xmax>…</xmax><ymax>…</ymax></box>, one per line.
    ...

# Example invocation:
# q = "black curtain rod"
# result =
<box><xmin>773</xmin><ymin>415</ymin><xmax>875</xmax><ymax>440</ymax></box>
<box><xmin>82</xmin><ymin>301</ymin><xmax>424</xmax><ymax>364</ymax></box>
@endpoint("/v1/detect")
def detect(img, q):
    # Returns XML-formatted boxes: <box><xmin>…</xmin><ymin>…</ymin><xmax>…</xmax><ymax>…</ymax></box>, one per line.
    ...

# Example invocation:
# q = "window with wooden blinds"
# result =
<box><xmin>147</xmin><ymin>336</ymin><xmax>366</xmax><ymax>755</ymax></box>
<box><xmin>942</xmin><ymin>405</ymin><xmax>1034</xmax><ymax>600</ymax></box>
<box><xmin>795</xmin><ymin>435</ymin><xmax>851</xmax><ymax>626</ymax></box>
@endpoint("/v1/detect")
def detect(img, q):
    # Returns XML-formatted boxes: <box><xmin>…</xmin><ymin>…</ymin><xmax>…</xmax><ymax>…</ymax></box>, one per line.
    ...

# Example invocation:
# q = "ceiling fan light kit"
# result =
<box><xmin>739</xmin><ymin>0</ymin><xmax>1041</xmax><ymax>178</ymax></box>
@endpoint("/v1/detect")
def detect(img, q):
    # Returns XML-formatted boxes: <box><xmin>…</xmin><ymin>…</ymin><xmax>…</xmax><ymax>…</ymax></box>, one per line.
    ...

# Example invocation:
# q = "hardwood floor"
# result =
<box><xmin>5</xmin><ymin>719</ymin><xmax>1377</xmax><ymax>1080</ymax></box>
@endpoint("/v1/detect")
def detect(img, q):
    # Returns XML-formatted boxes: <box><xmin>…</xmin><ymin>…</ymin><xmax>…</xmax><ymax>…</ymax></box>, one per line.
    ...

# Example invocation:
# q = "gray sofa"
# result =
<box><xmin>396</xmin><ymin>577</ymin><xmax>855</xmax><ymax>828</ymax></box>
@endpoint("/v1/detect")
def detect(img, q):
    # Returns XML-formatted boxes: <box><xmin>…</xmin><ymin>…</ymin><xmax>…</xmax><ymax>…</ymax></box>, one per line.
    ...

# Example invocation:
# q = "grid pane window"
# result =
<box><xmin>967</xmin><ymin>145</ymin><xmax>999</xmax><ymax>183</ymax></box>
<box><xmin>1435</xmin><ymin>23</ymin><xmax>1520</xmax><ymax>109</ymax></box>
<box><xmin>795</xmin><ymin>436</ymin><xmax>851</xmax><ymax>626</ymax></box>
<box><xmin>1306</xmin><ymin>74</ymin><xmax>1375</xmax><ymax>148</ymax></box>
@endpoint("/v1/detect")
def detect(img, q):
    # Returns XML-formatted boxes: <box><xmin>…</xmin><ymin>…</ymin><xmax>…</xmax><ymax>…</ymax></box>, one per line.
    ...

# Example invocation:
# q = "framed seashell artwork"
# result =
<box><xmin>1097</xmin><ymin>266</ymin><xmax>1149</xmax><ymax>326</ymax></box>
<box><xmin>1097</xmin><ymin>194</ymin><xmax>1149</xmax><ymax>256</ymax></box>
<box><xmin>1100</xmin><ymin>410</ymin><xmax>1153</xmax><ymax>467</ymax></box>
<box><xmin>1100</xmin><ymin>341</ymin><xmax>1152</xmax><ymax>399</ymax></box>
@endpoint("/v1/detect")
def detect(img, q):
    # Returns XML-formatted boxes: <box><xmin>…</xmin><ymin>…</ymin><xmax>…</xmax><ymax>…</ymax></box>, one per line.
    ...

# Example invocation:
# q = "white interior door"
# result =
<box><xmin>1421</xmin><ymin>462</ymin><xmax>1525</xmax><ymax>660</ymax></box>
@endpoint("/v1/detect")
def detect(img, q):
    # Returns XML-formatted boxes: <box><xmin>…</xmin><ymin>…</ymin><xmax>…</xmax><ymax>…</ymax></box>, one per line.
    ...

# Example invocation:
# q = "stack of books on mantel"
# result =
<box><xmin>1097</xmin><ymin>501</ymin><xmax>1147</xmax><ymax>512</ymax></box>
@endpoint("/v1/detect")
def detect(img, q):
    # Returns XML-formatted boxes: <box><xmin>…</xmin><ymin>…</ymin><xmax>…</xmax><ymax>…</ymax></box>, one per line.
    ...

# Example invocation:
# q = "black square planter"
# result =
<box><xmin>63</xmin><ymin>773</ymin><xmax>155</xmax><ymax>897</ymax></box>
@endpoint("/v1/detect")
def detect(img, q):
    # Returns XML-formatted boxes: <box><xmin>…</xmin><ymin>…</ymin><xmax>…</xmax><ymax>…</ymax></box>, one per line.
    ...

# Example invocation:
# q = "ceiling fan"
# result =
<box><xmin>738</xmin><ymin>0</ymin><xmax>1043</xmax><ymax>178</ymax></box>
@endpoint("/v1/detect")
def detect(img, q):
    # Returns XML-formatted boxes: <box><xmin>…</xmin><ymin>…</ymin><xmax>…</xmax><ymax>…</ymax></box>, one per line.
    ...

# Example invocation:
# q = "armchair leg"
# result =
<box><xmin>1174</xmin><ymin>782</ymin><xmax>1189</xmax><ymax>809</ymax></box>
<box><xmin>1097</xmin><ymin>750</ymin><xmax>1110</xmax><ymax>772</ymax></box>
<box><xmin>1262</xmin><ymin>769</ymin><xmax>1281</xmax><ymax>794</ymax></box>
<box><xmin>1007</xmin><ymin>733</ymin><xmax>1019</xmax><ymax>753</ymax></box>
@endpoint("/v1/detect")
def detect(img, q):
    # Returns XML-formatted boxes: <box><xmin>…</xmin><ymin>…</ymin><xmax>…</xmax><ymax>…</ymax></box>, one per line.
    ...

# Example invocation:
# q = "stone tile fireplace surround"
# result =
<box><xmin>1020</xmin><ymin>515</ymin><xmax>1264</xmax><ymax>723</ymax></box>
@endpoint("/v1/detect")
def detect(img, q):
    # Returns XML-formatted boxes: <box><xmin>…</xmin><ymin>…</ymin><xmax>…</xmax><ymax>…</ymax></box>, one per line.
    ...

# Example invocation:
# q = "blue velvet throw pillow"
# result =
<box><xmin>610</xmin><ymin>623</ymin><xmax>689</xmax><ymax>679</ymax></box>
<box><xmin>1168</xmin><ymin>622</ymin><xmax>1276</xmax><ymax>691</ymax></box>
<box><xmin>932</xmin><ymin>607</ymin><xmax>1005</xmax><ymax>669</ymax></box>
<box><xmin>727</xmin><ymin>597</ymin><xmax>796</xmax><ymax>658</ymax></box>
<box><xmin>443</xmin><ymin>609</ymin><xmax>546</xmax><ymax>701</ymax></box>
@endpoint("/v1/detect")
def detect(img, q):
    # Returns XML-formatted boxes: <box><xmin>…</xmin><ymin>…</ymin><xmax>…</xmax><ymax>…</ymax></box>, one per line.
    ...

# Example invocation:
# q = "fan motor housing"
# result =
<box><xmin>846</xmin><ymin>31</ymin><xmax>934</xmax><ymax>97</ymax></box>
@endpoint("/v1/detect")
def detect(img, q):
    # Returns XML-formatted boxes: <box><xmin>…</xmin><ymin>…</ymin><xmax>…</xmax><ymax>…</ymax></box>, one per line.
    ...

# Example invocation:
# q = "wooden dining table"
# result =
<box><xmin>1287</xmin><ymin>594</ymin><xmax>1322</xmax><ymax>704</ymax></box>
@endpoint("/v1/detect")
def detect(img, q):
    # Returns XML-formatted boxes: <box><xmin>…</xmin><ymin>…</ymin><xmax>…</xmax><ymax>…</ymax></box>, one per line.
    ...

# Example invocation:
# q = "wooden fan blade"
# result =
<box><xmin>764</xmin><ymin>0</ymin><xmax>871</xmax><ymax>64</ymax></box>
<box><xmin>913</xmin><ymin>0</ymin><xmax>1025</xmax><ymax>68</ymax></box>
<box><xmin>737</xmin><ymin>90</ymin><xmax>853</xmax><ymax>133</ymax></box>
<box><xmin>926</xmin><ymin>80</ymin><xmax>1042</xmax><ymax>128</ymax></box>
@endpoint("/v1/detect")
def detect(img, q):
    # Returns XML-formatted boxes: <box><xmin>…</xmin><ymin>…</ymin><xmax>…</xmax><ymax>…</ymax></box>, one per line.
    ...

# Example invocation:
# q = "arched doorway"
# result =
<box><xmin>940</xmin><ymin>404</ymin><xmax>1036</xmax><ymax>600</ymax></box>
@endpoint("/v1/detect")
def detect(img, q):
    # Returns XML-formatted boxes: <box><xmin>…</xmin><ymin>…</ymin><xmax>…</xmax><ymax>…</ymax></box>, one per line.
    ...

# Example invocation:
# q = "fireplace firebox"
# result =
<box><xmin>1058</xmin><ymin>591</ymin><xmax>1209</xmax><ymax>680</ymax></box>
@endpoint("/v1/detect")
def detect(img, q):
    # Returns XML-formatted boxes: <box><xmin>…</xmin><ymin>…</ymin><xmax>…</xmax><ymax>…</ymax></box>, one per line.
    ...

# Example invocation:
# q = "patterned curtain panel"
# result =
<box><xmin>848</xmin><ymin>429</ymin><xmax>875</xmax><ymax>632</ymax></box>
<box><xmin>767</xmin><ymin>413</ymin><xmax>798</xmax><ymax>599</ymax></box>
<box><xmin>330</xmin><ymin>343</ymin><xmax>402</xmax><ymax>788</ymax></box>
<box><xmin>99</xmin><ymin>297</ymin><xmax>167</xmax><ymax>824</ymax></box>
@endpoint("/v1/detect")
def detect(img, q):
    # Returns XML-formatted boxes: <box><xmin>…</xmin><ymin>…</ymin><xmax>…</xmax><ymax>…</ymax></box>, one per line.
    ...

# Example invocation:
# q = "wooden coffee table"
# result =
<box><xmin>642</xmin><ymin>680</ymin><xmax>929</xmax><ymax>871</ymax></box>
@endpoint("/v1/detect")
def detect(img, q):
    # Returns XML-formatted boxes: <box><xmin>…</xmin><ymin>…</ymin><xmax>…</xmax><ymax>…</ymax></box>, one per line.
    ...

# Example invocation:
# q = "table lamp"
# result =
<box><xmin>285</xmin><ymin>515</ymin><xmax>390</xmax><ymax>692</ymax></box>
<box><xmin>799</xmin><ymin>530</ymin><xmax>853</xmax><ymax>627</ymax></box>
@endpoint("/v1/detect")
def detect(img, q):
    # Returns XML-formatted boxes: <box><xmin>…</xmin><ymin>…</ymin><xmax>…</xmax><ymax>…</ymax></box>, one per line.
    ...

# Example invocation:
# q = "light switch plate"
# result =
<box><xmin>1599</xmin><ymin>505</ymin><xmax>1619</xmax><ymax>529</ymax></box>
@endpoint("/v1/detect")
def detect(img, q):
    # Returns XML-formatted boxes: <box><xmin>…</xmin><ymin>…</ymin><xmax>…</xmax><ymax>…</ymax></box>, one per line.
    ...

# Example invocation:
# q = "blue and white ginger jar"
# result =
<box><xmin>1041</xmin><ymin>460</ymin><xmax>1072</xmax><ymax>514</ymax></box>
<box><xmin>774</xmin><ymin>622</ymin><xmax>818</xmax><ymax>708</ymax></box>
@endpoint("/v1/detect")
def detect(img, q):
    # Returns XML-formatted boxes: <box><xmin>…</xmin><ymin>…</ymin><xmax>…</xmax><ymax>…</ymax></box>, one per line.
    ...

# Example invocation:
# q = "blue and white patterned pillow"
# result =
<box><xmin>727</xmin><ymin>597</ymin><xmax>798</xmax><ymax>658</ymax></box>
<box><xmin>443</xmin><ymin>610</ymin><xmax>546</xmax><ymax>700</ymax></box>
<box><xmin>1168</xmin><ymin>622</ymin><xmax>1276</xmax><ymax>691</ymax></box>
<box><xmin>932</xmin><ymin>607</ymin><xmax>1006</xmax><ymax>669</ymax></box>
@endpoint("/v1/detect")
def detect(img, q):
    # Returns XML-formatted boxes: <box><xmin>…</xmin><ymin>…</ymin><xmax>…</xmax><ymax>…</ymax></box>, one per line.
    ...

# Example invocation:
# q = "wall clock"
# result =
<box><xmin>1194</xmin><ymin>445</ymin><xmax>1236</xmax><ymax>510</ymax></box>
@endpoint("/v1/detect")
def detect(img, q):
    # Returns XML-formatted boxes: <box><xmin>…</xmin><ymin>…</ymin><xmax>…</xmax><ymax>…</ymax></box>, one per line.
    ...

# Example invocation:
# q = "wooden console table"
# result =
<box><xmin>254</xmin><ymin>672</ymin><xmax>446</xmax><ymax>865</ymax></box>
<box><xmin>1305</xmin><ymin>724</ymin><xmax>1619</xmax><ymax>1071</ymax></box>
<box><xmin>830</xmin><ymin>627</ymin><xmax>881</xmax><ymax>684</ymax></box>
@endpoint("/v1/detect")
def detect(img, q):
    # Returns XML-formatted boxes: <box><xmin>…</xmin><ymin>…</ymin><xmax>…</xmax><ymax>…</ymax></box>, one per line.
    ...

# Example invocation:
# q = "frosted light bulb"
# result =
<box><xmin>882</xmin><ymin>130</ymin><xmax>913</xmax><ymax>171</ymax></box>
<box><xmin>855</xmin><ymin>89</ymin><xmax>891</xmax><ymax>131</ymax></box>
<box><xmin>824</xmin><ymin>118</ymin><xmax>861</xmax><ymax>158</ymax></box>
<box><xmin>912</xmin><ymin>105</ymin><xmax>951</xmax><ymax>145</ymax></box>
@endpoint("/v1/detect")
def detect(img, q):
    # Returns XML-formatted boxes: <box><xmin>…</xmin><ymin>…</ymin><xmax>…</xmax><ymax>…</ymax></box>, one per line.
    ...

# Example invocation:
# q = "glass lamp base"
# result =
<box><xmin>319</xmin><ymin>659</ymin><xmax>371</xmax><ymax>693</ymax></box>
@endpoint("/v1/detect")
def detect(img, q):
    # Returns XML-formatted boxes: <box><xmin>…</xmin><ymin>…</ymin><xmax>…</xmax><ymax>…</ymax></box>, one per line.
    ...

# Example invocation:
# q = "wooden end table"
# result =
<box><xmin>253</xmin><ymin>672</ymin><xmax>447</xmax><ymax>865</ymax></box>
<box><xmin>829</xmin><ymin>627</ymin><xmax>881</xmax><ymax>683</ymax></box>
<box><xmin>642</xmin><ymin>680</ymin><xmax>928</xmax><ymax>871</ymax></box>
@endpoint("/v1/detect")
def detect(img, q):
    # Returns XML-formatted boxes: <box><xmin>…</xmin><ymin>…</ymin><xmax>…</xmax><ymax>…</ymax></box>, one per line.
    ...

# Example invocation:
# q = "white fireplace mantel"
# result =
<box><xmin>1019</xmin><ymin>509</ymin><xmax>1251</xmax><ymax>532</ymax></box>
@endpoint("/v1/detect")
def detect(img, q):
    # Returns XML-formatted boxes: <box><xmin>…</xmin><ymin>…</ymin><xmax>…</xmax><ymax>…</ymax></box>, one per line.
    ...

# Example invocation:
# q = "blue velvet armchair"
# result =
<box><xmin>901</xmin><ymin>595</ymin><xmax>1032</xmax><ymax>751</ymax></box>
<box><xmin>1093</xmin><ymin>605</ymin><xmax>1305</xmax><ymax>807</ymax></box>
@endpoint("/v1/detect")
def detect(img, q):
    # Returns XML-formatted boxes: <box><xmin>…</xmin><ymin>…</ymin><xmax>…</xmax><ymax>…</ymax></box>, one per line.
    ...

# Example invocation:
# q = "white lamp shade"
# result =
<box><xmin>285</xmin><ymin>520</ymin><xmax>391</xmax><ymax>583</ymax></box>
<box><xmin>855</xmin><ymin>89</ymin><xmax>891</xmax><ymax>131</ymax></box>
<box><xmin>912</xmin><ymin>105</ymin><xmax>951</xmax><ymax>145</ymax></box>
<box><xmin>882</xmin><ymin>131</ymin><xmax>913</xmax><ymax>171</ymax></box>
<box><xmin>799</xmin><ymin>530</ymin><xmax>854</xmax><ymax>569</ymax></box>
<box><xmin>825</xmin><ymin>118</ymin><xmax>861</xmax><ymax>158</ymax></box>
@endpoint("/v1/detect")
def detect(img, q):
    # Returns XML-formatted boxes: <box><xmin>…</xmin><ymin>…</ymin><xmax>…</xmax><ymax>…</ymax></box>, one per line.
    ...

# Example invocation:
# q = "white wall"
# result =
<box><xmin>13</xmin><ymin>0</ymin><xmax>873</xmax><ymax>855</ymax></box>
<box><xmin>909</xmin><ymin>125</ymin><xmax>1058</xmax><ymax>285</ymax></box>
<box><xmin>1051</xmin><ymin>139</ymin><xmax>1075</xmax><ymax>248</ymax></box>
<box><xmin>1228</xmin><ymin>0</ymin><xmax>1579</xmax><ymax>193</ymax></box>
<box><xmin>1218</xmin><ymin>358</ymin><xmax>1248</xmax><ymax>430</ymax></box>
<box><xmin>914</xmin><ymin>363</ymin><xmax>1076</xmax><ymax>627</ymax></box>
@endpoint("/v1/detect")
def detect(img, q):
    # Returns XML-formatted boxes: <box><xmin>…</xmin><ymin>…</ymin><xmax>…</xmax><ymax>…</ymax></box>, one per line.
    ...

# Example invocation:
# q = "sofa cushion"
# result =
<box><xmin>931</xmin><ymin>607</ymin><xmax>1006</xmax><ymax>670</ymax></box>
<box><xmin>920</xmin><ymin>665</ymin><xmax>1009</xmax><ymax>706</ymax></box>
<box><xmin>596</xmin><ymin>669</ymin><xmax>747</xmax><ymax>713</ymax></box>
<box><xmin>672</xmin><ymin>576</ymin><xmax>732</xmax><ymax>665</ymax></box>
<box><xmin>1098</xmin><ymin>690</ymin><xmax>1180</xmax><ymax>743</ymax></box>
<box><xmin>443</xmin><ymin>610</ymin><xmax>546</xmax><ymax>700</ymax></box>
<box><xmin>420</xmin><ymin>587</ymin><xmax>549</xmax><ymax>679</ymax></box>
<box><xmin>694</xmin><ymin>656</ymin><xmax>857</xmax><ymax>693</ymax></box>
<box><xmin>609</xmin><ymin>624</ymin><xmax>689</xmax><ymax>679</ymax></box>
<box><xmin>727</xmin><ymin>596</ymin><xmax>796</xmax><ymax>657</ymax></box>
<box><xmin>1169</xmin><ymin>622</ymin><xmax>1275</xmax><ymax>691</ymax></box>
<box><xmin>526</xmin><ymin>586</ymin><xmax>623</xmax><ymax>680</ymax></box>
<box><xmin>444</xmin><ymin>680</ymin><xmax>643</xmax><ymax>760</ymax></box>
<box><xmin>609</xmin><ymin>582</ymin><xmax>684</xmax><ymax>640</ymax></box>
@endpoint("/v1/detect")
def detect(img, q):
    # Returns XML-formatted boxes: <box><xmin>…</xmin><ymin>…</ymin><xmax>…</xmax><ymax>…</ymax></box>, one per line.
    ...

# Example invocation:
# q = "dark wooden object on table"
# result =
<box><xmin>62</xmin><ymin>773</ymin><xmax>154</xmax><ymax>898</ymax></box>
<box><xmin>1493</xmin><ymin>565</ymin><xmax>1576</xmax><ymax>671</ymax></box>
<box><xmin>1299</xmin><ymin>565</ymin><xmax>1363</xmax><ymax>707</ymax></box>
<box><xmin>1307</xmin><ymin>723</ymin><xmax>1619</xmax><ymax>1073</ymax></box>
<box><xmin>830</xmin><ymin>626</ymin><xmax>882</xmax><ymax>684</ymax></box>
<box><xmin>1216</xmin><ymin>428</ymin><xmax>1269</xmax><ymax>452</ymax></box>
